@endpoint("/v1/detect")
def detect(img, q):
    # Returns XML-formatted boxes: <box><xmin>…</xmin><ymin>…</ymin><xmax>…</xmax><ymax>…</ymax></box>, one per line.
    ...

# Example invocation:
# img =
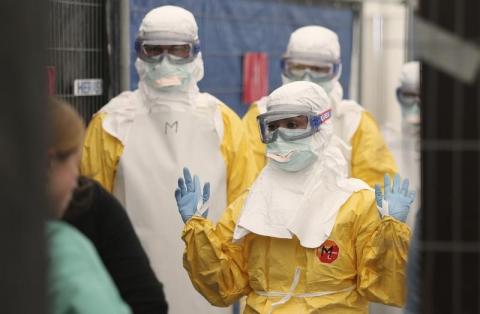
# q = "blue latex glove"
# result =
<box><xmin>174</xmin><ymin>167</ymin><xmax>210</xmax><ymax>223</ymax></box>
<box><xmin>374</xmin><ymin>173</ymin><xmax>416</xmax><ymax>222</ymax></box>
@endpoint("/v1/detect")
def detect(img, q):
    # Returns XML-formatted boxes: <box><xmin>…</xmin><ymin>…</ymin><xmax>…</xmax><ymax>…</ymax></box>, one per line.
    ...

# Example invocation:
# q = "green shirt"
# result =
<box><xmin>47</xmin><ymin>221</ymin><xmax>131</xmax><ymax>314</ymax></box>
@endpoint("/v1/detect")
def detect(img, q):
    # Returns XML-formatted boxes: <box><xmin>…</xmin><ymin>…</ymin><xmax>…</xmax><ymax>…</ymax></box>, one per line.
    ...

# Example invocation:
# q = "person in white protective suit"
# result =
<box><xmin>395</xmin><ymin>62</ymin><xmax>422</xmax><ymax>314</ymax></box>
<box><xmin>242</xmin><ymin>26</ymin><xmax>398</xmax><ymax>186</ymax></box>
<box><xmin>382</xmin><ymin>61</ymin><xmax>421</xmax><ymax>228</ymax></box>
<box><xmin>372</xmin><ymin>62</ymin><xmax>421</xmax><ymax>314</ymax></box>
<box><xmin>80</xmin><ymin>5</ymin><xmax>256</xmax><ymax>314</ymax></box>
<box><xmin>400</xmin><ymin>63</ymin><xmax>422</xmax><ymax>314</ymax></box>
<box><xmin>397</xmin><ymin>61</ymin><xmax>420</xmax><ymax>219</ymax></box>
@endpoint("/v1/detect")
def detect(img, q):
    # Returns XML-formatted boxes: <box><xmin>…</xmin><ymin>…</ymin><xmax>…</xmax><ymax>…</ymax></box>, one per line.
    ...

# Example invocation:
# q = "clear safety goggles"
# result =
<box><xmin>135</xmin><ymin>34</ymin><xmax>200</xmax><ymax>64</ymax></box>
<box><xmin>281</xmin><ymin>57</ymin><xmax>341</xmax><ymax>82</ymax></box>
<box><xmin>257</xmin><ymin>109</ymin><xmax>332</xmax><ymax>144</ymax></box>
<box><xmin>396</xmin><ymin>88</ymin><xmax>421</xmax><ymax>107</ymax></box>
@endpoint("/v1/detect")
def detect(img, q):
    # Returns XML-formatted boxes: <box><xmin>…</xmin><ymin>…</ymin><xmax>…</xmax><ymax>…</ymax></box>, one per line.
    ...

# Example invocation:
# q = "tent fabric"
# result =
<box><xmin>130</xmin><ymin>0</ymin><xmax>354</xmax><ymax>117</ymax></box>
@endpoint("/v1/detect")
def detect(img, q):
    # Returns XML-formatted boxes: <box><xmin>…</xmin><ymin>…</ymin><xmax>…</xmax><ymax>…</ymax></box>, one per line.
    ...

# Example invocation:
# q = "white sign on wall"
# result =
<box><xmin>73</xmin><ymin>79</ymin><xmax>103</xmax><ymax>96</ymax></box>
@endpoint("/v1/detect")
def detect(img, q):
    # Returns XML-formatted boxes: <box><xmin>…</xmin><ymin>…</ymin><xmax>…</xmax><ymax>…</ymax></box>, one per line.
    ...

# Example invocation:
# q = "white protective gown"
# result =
<box><xmin>83</xmin><ymin>6</ymin><xmax>242</xmax><ymax>313</ymax></box>
<box><xmin>101</xmin><ymin>66</ymin><xmax>232</xmax><ymax>313</ymax></box>
<box><xmin>255</xmin><ymin>82</ymin><xmax>363</xmax><ymax>176</ymax></box>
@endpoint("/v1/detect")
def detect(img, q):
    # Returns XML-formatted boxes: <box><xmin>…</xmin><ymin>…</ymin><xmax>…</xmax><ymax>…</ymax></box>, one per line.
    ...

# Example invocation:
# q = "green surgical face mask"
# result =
<box><xmin>401</xmin><ymin>103</ymin><xmax>421</xmax><ymax>136</ymax></box>
<box><xmin>144</xmin><ymin>60</ymin><xmax>192</xmax><ymax>91</ymax></box>
<box><xmin>266</xmin><ymin>129</ymin><xmax>318</xmax><ymax>172</ymax></box>
<box><xmin>283</xmin><ymin>75</ymin><xmax>335</xmax><ymax>94</ymax></box>
<box><xmin>315</xmin><ymin>79</ymin><xmax>334</xmax><ymax>94</ymax></box>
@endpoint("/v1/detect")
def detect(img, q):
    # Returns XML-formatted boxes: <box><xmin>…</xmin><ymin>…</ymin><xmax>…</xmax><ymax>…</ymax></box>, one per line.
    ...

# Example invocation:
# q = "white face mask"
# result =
<box><xmin>312</xmin><ymin>78</ymin><xmax>334</xmax><ymax>94</ymax></box>
<box><xmin>266</xmin><ymin>129</ymin><xmax>318</xmax><ymax>172</ymax></box>
<box><xmin>144</xmin><ymin>59</ymin><xmax>192</xmax><ymax>91</ymax></box>
<box><xmin>282</xmin><ymin>75</ymin><xmax>335</xmax><ymax>94</ymax></box>
<box><xmin>401</xmin><ymin>103</ymin><xmax>421</xmax><ymax>136</ymax></box>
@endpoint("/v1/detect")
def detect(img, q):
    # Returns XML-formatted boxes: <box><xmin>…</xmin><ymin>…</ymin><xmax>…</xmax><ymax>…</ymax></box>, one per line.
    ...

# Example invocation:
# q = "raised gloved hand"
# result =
<box><xmin>174</xmin><ymin>167</ymin><xmax>210</xmax><ymax>223</ymax></box>
<box><xmin>375</xmin><ymin>173</ymin><xmax>416</xmax><ymax>222</ymax></box>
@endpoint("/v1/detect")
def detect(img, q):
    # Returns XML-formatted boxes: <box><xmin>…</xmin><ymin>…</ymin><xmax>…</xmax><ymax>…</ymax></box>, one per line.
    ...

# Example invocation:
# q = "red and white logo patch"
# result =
<box><xmin>316</xmin><ymin>240</ymin><xmax>340</xmax><ymax>264</ymax></box>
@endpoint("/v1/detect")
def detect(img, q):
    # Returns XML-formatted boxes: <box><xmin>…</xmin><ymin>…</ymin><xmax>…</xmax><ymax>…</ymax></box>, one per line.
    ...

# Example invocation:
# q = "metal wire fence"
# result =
<box><xmin>47</xmin><ymin>0</ymin><xmax>109</xmax><ymax>123</ymax></box>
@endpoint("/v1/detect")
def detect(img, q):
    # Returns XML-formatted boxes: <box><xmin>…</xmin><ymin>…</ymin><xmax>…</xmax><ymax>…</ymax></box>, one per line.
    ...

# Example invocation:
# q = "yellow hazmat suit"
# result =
<box><xmin>181</xmin><ymin>81</ymin><xmax>409</xmax><ymax>313</ymax></box>
<box><xmin>243</xmin><ymin>103</ymin><xmax>397</xmax><ymax>186</ymax></box>
<box><xmin>81</xmin><ymin>102</ymin><xmax>256</xmax><ymax>205</ymax></box>
<box><xmin>182</xmin><ymin>190</ymin><xmax>410</xmax><ymax>313</ymax></box>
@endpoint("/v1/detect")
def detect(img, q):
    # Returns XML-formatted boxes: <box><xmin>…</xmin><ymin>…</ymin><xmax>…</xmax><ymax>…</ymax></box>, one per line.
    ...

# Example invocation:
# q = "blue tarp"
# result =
<box><xmin>130</xmin><ymin>0</ymin><xmax>354</xmax><ymax>116</ymax></box>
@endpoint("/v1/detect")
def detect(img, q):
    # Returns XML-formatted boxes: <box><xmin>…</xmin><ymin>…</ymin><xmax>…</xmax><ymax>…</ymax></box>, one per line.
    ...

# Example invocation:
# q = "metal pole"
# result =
<box><xmin>120</xmin><ymin>0</ymin><xmax>131</xmax><ymax>91</ymax></box>
<box><xmin>350</xmin><ymin>2</ymin><xmax>363</xmax><ymax>102</ymax></box>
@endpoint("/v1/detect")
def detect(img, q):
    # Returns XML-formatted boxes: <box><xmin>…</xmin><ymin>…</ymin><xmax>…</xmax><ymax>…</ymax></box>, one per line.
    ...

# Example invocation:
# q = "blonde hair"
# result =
<box><xmin>48</xmin><ymin>97</ymin><xmax>85</xmax><ymax>159</ymax></box>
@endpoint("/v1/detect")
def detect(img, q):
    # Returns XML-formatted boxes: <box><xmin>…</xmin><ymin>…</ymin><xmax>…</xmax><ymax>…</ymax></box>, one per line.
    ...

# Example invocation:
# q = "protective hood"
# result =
<box><xmin>266</xmin><ymin>81</ymin><xmax>333</xmax><ymax>157</ymax></box>
<box><xmin>281</xmin><ymin>26</ymin><xmax>342</xmax><ymax>92</ymax></box>
<box><xmin>233</xmin><ymin>82</ymin><xmax>370</xmax><ymax>248</ymax></box>
<box><xmin>398</xmin><ymin>61</ymin><xmax>421</xmax><ymax>133</ymax></box>
<box><xmin>135</xmin><ymin>6</ymin><xmax>205</xmax><ymax>104</ymax></box>
<box><xmin>398</xmin><ymin>61</ymin><xmax>420</xmax><ymax>93</ymax></box>
<box><xmin>329</xmin><ymin>81</ymin><xmax>363</xmax><ymax>129</ymax></box>
<box><xmin>284</xmin><ymin>26</ymin><xmax>340</xmax><ymax>62</ymax></box>
<box><xmin>138</xmin><ymin>5</ymin><xmax>198</xmax><ymax>44</ymax></box>
<box><xmin>326</xmin><ymin>81</ymin><xmax>364</xmax><ymax>175</ymax></box>
<box><xmin>329</xmin><ymin>80</ymin><xmax>344</xmax><ymax>106</ymax></box>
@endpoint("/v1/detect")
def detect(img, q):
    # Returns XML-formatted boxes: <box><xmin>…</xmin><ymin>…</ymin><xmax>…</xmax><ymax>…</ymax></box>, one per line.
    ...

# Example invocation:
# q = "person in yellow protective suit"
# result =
<box><xmin>243</xmin><ymin>26</ymin><xmax>397</xmax><ymax>185</ymax></box>
<box><xmin>176</xmin><ymin>82</ymin><xmax>411</xmax><ymax>314</ymax></box>
<box><xmin>80</xmin><ymin>5</ymin><xmax>256</xmax><ymax>314</ymax></box>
